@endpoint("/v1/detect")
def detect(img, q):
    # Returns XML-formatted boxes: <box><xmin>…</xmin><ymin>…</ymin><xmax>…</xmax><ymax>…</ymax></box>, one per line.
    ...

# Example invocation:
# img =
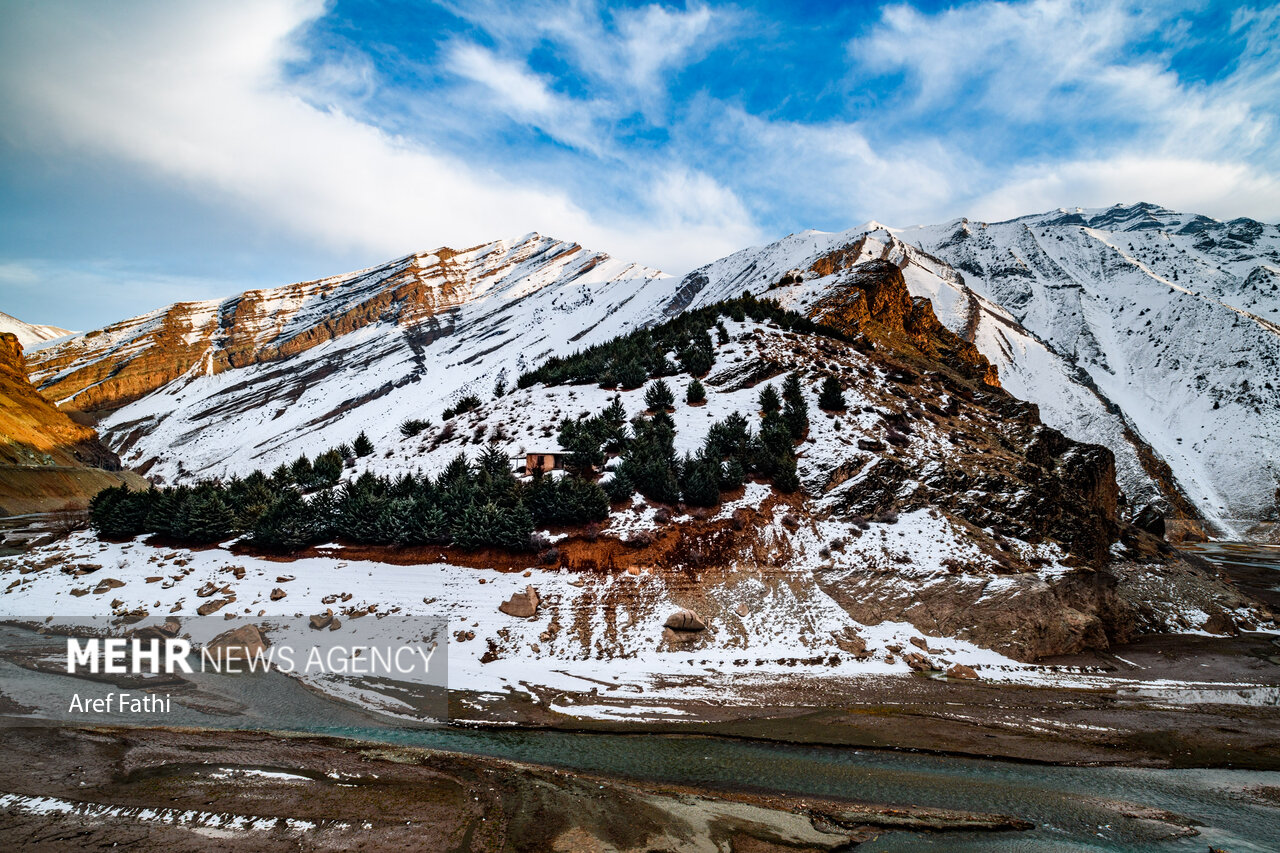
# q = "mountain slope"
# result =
<box><xmin>0</xmin><ymin>333</ymin><xmax>145</xmax><ymax>514</ymax></box>
<box><xmin>0</xmin><ymin>311</ymin><xmax>70</xmax><ymax>350</ymax></box>
<box><xmin>668</xmin><ymin>225</ymin><xmax>1191</xmax><ymax>530</ymax></box>
<box><xmin>906</xmin><ymin>203</ymin><xmax>1280</xmax><ymax>537</ymax></box>
<box><xmin>26</xmin><ymin>234</ymin><xmax>677</xmax><ymax>483</ymax></box>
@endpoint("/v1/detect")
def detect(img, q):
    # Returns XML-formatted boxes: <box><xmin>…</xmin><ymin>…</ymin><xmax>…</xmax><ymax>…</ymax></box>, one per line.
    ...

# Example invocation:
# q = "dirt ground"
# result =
<box><xmin>0</xmin><ymin>724</ymin><xmax>1032</xmax><ymax>852</ymax></box>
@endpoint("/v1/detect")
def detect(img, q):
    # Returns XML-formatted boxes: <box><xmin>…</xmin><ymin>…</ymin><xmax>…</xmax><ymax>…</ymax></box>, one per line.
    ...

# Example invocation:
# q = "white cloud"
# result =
<box><xmin>849</xmin><ymin>0</ymin><xmax>1278</xmax><ymax>166</ymax></box>
<box><xmin>615</xmin><ymin>3</ymin><xmax>716</xmax><ymax>93</ymax></box>
<box><xmin>840</xmin><ymin>0</ymin><xmax>1280</xmax><ymax>224</ymax></box>
<box><xmin>0</xmin><ymin>0</ymin><xmax>756</xmax><ymax>278</ymax></box>
<box><xmin>441</xmin><ymin>0</ymin><xmax>720</xmax><ymax>98</ymax></box>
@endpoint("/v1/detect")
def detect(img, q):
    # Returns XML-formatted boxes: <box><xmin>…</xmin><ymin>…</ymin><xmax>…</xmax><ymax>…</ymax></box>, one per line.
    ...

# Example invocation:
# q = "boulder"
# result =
<box><xmin>1133</xmin><ymin>503</ymin><xmax>1166</xmax><ymax>538</ymax></box>
<box><xmin>196</xmin><ymin>597</ymin><xmax>231</xmax><ymax>616</ymax></box>
<box><xmin>196</xmin><ymin>581</ymin><xmax>218</xmax><ymax>598</ymax></box>
<box><xmin>663</xmin><ymin>609</ymin><xmax>706</xmax><ymax>632</ymax></box>
<box><xmin>499</xmin><ymin>586</ymin><xmax>540</xmax><ymax>619</ymax></box>
<box><xmin>904</xmin><ymin>652</ymin><xmax>935</xmax><ymax>672</ymax></box>
<box><xmin>92</xmin><ymin>577</ymin><xmax>125</xmax><ymax>595</ymax></box>
<box><xmin>310</xmin><ymin>609</ymin><xmax>334</xmax><ymax>630</ymax></box>
<box><xmin>270</xmin><ymin>588</ymin><xmax>287</xmax><ymax>601</ymax></box>
<box><xmin>831</xmin><ymin>627</ymin><xmax>868</xmax><ymax>657</ymax></box>
<box><xmin>1202</xmin><ymin>609</ymin><xmax>1238</xmax><ymax>636</ymax></box>
<box><xmin>947</xmin><ymin>663</ymin><xmax>979</xmax><ymax>680</ymax></box>
<box><xmin>115</xmin><ymin>608</ymin><xmax>148</xmax><ymax>625</ymax></box>
<box><xmin>205</xmin><ymin>624</ymin><xmax>268</xmax><ymax>667</ymax></box>
<box><xmin>662</xmin><ymin>627</ymin><xmax>702</xmax><ymax>644</ymax></box>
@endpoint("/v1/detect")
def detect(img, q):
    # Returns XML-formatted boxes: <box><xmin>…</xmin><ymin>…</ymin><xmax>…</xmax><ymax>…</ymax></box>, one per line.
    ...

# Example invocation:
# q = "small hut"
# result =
<box><xmin>523</xmin><ymin>451</ymin><xmax>567</xmax><ymax>474</ymax></box>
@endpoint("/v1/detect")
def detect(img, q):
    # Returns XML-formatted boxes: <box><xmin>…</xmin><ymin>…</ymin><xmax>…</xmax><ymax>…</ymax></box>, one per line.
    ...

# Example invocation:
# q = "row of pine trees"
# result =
<box><xmin>88</xmin><ymin>370</ymin><xmax>816</xmax><ymax>552</ymax></box>
<box><xmin>89</xmin><ymin>442</ymin><xmax>608</xmax><ymax>552</ymax></box>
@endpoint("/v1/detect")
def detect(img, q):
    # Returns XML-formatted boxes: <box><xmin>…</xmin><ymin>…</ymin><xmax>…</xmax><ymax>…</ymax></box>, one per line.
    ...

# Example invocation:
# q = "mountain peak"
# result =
<box><xmin>0</xmin><ymin>311</ymin><xmax>72</xmax><ymax>350</ymax></box>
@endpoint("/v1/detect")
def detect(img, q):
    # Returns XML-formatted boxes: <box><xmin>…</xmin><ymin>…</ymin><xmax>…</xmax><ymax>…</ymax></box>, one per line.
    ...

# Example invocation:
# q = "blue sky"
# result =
<box><xmin>1</xmin><ymin>0</ymin><xmax>1278</xmax><ymax>330</ymax></box>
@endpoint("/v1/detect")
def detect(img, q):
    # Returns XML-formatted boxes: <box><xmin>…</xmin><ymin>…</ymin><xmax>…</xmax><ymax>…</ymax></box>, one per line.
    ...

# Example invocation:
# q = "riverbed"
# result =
<box><xmin>2</xmin><ymin>539</ymin><xmax>1278</xmax><ymax>850</ymax></box>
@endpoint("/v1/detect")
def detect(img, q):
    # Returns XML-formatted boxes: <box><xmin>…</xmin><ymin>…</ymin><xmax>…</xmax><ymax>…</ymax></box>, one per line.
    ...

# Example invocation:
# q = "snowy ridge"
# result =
<box><xmin>906</xmin><ymin>203</ymin><xmax>1280</xmax><ymax>535</ymax></box>
<box><xmin>26</xmin><ymin>234</ymin><xmax>676</xmax><ymax>483</ymax></box>
<box><xmin>0</xmin><ymin>311</ymin><xmax>71</xmax><ymax>350</ymax></box>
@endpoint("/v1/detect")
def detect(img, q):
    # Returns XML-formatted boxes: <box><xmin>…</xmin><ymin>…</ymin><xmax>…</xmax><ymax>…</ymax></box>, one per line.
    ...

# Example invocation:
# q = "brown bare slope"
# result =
<box><xmin>0</xmin><ymin>333</ymin><xmax>146</xmax><ymax>514</ymax></box>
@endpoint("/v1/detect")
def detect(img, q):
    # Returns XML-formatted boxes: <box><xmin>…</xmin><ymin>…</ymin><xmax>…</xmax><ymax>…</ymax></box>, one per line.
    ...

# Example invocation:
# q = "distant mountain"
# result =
<box><xmin>0</xmin><ymin>311</ymin><xmax>70</xmax><ymax>350</ymax></box>
<box><xmin>906</xmin><ymin>203</ymin><xmax>1280</xmax><ymax>538</ymax></box>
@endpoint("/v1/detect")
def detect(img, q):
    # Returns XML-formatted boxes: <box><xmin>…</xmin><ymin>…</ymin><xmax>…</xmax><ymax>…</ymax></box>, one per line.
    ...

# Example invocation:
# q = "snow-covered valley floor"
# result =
<box><xmin>2</xmin><ymin>526</ymin><xmax>1275</xmax><ymax>724</ymax></box>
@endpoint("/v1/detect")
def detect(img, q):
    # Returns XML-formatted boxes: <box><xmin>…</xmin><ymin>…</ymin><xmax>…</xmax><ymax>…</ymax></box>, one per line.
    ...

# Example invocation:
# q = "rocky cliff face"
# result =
<box><xmin>0</xmin><ymin>334</ymin><xmax>119</xmax><ymax>470</ymax></box>
<box><xmin>0</xmin><ymin>333</ymin><xmax>145</xmax><ymax>514</ymax></box>
<box><xmin>803</xmin><ymin>258</ymin><xmax>999</xmax><ymax>387</ymax></box>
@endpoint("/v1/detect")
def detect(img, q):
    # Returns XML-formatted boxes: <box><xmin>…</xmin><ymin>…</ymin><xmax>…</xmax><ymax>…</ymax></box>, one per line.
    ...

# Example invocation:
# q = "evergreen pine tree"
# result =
<box><xmin>227</xmin><ymin>471</ymin><xmax>275</xmax><ymax>531</ymax></box>
<box><xmin>644</xmin><ymin>378</ymin><xmax>675</xmax><ymax>411</ymax></box>
<box><xmin>337</xmin><ymin>474</ymin><xmax>389</xmax><ymax>543</ymax></box>
<box><xmin>496</xmin><ymin>502</ymin><xmax>534</xmax><ymax>550</ymax></box>
<box><xmin>308</xmin><ymin>490</ymin><xmax>338</xmax><ymax>542</ymax></box>
<box><xmin>89</xmin><ymin>485</ymin><xmax>152</xmax><ymax>540</ymax></box>
<box><xmin>772</xmin><ymin>454</ymin><xmax>801</xmax><ymax>493</ymax></box>
<box><xmin>758</xmin><ymin>383</ymin><xmax>781</xmax><ymax>416</ymax></box>
<box><xmin>374</xmin><ymin>497</ymin><xmax>412</xmax><ymax>545</ymax></box>
<box><xmin>452</xmin><ymin>502</ymin><xmax>494</xmax><ymax>549</ymax></box>
<box><xmin>312</xmin><ymin>449</ymin><xmax>343</xmax><ymax>485</ymax></box>
<box><xmin>720</xmin><ymin>457</ymin><xmax>745</xmax><ymax>491</ymax></box>
<box><xmin>680</xmin><ymin>452</ymin><xmax>721</xmax><ymax>507</ymax></box>
<box><xmin>604</xmin><ymin>468</ymin><xmax>635</xmax><ymax>503</ymax></box>
<box><xmin>182</xmin><ymin>485</ymin><xmax>235</xmax><ymax>543</ymax></box>
<box><xmin>353</xmin><ymin>431</ymin><xmax>374</xmax><ymax>457</ymax></box>
<box><xmin>782</xmin><ymin>372</ymin><xmax>809</xmax><ymax>440</ymax></box>
<box><xmin>250</xmin><ymin>489</ymin><xmax>315</xmax><ymax>552</ymax></box>
<box><xmin>562</xmin><ymin>476</ymin><xmax>610</xmax><ymax>522</ymax></box>
<box><xmin>678</xmin><ymin>344</ymin><xmax>714</xmax><ymax>377</ymax></box>
<box><xmin>686</xmin><ymin>378</ymin><xmax>706</xmax><ymax>405</ymax></box>
<box><xmin>615</xmin><ymin>360</ymin><xmax>648</xmax><ymax>390</ymax></box>
<box><xmin>289</xmin><ymin>454</ymin><xmax>314</xmax><ymax>488</ymax></box>
<box><xmin>818</xmin><ymin>375</ymin><xmax>847</xmax><ymax>411</ymax></box>
<box><xmin>476</xmin><ymin>443</ymin><xmax>517</xmax><ymax>501</ymax></box>
<box><xmin>706</xmin><ymin>411</ymin><xmax>753</xmax><ymax>462</ymax></box>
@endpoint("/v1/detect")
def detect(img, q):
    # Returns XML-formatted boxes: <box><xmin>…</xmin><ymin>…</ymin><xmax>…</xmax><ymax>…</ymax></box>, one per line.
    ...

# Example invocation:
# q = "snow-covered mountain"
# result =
<box><xmin>26</xmin><ymin>234</ymin><xmax>676</xmax><ymax>483</ymax></box>
<box><xmin>7</xmin><ymin>213</ymin><xmax>1273</xmax><ymax>690</ymax></box>
<box><xmin>22</xmin><ymin>203</ymin><xmax>1279</xmax><ymax>536</ymax></box>
<box><xmin>905</xmin><ymin>203</ymin><xmax>1280</xmax><ymax>537</ymax></box>
<box><xmin>668</xmin><ymin>223</ymin><xmax>1194</xmax><ymax>530</ymax></box>
<box><xmin>0</xmin><ymin>311</ymin><xmax>70</xmax><ymax>350</ymax></box>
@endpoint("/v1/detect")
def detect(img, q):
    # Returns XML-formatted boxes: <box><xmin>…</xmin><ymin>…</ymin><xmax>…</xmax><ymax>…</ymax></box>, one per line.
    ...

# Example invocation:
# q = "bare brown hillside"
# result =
<box><xmin>0</xmin><ymin>333</ymin><xmax>146</xmax><ymax>514</ymax></box>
